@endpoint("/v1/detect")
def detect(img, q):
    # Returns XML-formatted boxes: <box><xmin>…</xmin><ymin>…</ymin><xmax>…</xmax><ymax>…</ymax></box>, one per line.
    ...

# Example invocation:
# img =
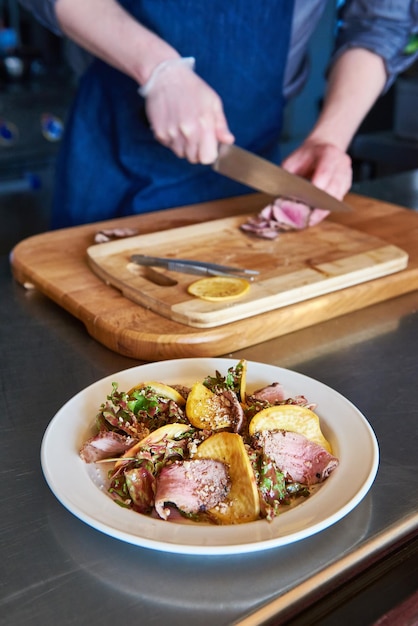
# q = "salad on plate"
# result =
<box><xmin>80</xmin><ymin>360</ymin><xmax>339</xmax><ymax>525</ymax></box>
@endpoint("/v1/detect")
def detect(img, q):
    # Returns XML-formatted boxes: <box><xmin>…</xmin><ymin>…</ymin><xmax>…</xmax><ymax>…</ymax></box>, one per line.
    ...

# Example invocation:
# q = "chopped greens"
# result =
<box><xmin>80</xmin><ymin>360</ymin><xmax>337</xmax><ymax>525</ymax></box>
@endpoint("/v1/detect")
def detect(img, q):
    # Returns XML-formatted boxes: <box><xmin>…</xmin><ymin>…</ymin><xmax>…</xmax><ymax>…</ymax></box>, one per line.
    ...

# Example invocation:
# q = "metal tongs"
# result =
<box><xmin>130</xmin><ymin>254</ymin><xmax>259</xmax><ymax>280</ymax></box>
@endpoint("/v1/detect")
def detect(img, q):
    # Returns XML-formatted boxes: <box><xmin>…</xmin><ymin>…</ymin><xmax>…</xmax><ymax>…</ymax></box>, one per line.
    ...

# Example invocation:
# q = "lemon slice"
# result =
<box><xmin>127</xmin><ymin>381</ymin><xmax>186</xmax><ymax>405</ymax></box>
<box><xmin>187</xmin><ymin>276</ymin><xmax>250</xmax><ymax>302</ymax></box>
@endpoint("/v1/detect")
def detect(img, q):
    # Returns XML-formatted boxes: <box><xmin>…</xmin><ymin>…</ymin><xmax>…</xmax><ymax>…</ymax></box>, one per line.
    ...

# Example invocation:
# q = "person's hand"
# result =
<box><xmin>281</xmin><ymin>140</ymin><xmax>352</xmax><ymax>201</ymax></box>
<box><xmin>142</xmin><ymin>59</ymin><xmax>234</xmax><ymax>164</ymax></box>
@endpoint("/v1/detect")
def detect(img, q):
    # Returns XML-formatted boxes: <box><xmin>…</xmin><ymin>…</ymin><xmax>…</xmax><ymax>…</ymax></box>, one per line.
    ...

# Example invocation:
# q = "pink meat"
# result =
<box><xmin>270</xmin><ymin>200</ymin><xmax>311</xmax><ymax>229</ymax></box>
<box><xmin>256</xmin><ymin>430</ymin><xmax>338</xmax><ymax>485</ymax></box>
<box><xmin>308</xmin><ymin>208</ymin><xmax>330</xmax><ymax>227</ymax></box>
<box><xmin>248</xmin><ymin>384</ymin><xmax>314</xmax><ymax>410</ymax></box>
<box><xmin>79</xmin><ymin>431</ymin><xmax>137</xmax><ymax>463</ymax></box>
<box><xmin>94</xmin><ymin>227</ymin><xmax>139</xmax><ymax>243</ymax></box>
<box><xmin>219</xmin><ymin>389</ymin><xmax>245</xmax><ymax>433</ymax></box>
<box><xmin>154</xmin><ymin>459</ymin><xmax>231</xmax><ymax>520</ymax></box>
<box><xmin>240</xmin><ymin>198</ymin><xmax>330</xmax><ymax>239</ymax></box>
<box><xmin>250</xmin><ymin>382</ymin><xmax>287</xmax><ymax>404</ymax></box>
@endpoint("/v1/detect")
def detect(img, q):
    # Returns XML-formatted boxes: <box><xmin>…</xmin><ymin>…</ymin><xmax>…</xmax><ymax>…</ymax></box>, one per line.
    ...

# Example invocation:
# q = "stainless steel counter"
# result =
<box><xmin>2</xmin><ymin>175</ymin><xmax>418</xmax><ymax>625</ymax></box>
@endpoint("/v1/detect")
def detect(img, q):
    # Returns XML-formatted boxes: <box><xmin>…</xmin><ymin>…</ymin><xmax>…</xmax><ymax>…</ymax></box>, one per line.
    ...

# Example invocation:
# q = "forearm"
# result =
<box><xmin>308</xmin><ymin>47</ymin><xmax>387</xmax><ymax>151</ymax></box>
<box><xmin>282</xmin><ymin>48</ymin><xmax>387</xmax><ymax>199</ymax></box>
<box><xmin>54</xmin><ymin>0</ymin><xmax>180</xmax><ymax>84</ymax></box>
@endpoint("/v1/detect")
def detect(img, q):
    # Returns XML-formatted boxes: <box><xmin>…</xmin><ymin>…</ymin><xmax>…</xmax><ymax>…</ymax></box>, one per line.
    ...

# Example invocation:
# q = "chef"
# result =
<box><xmin>18</xmin><ymin>0</ymin><xmax>418</xmax><ymax>228</ymax></box>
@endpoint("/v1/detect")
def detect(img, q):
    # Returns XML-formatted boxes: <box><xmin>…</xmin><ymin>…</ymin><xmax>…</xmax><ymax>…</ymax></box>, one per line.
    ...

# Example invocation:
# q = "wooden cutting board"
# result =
<box><xmin>86</xmin><ymin>214</ymin><xmax>407</xmax><ymax>328</ymax></box>
<box><xmin>9</xmin><ymin>192</ymin><xmax>418</xmax><ymax>360</ymax></box>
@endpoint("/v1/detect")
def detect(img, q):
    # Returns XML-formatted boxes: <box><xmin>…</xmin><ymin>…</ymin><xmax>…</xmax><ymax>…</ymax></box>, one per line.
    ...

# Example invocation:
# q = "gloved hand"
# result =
<box><xmin>140</xmin><ymin>58</ymin><xmax>234</xmax><ymax>164</ymax></box>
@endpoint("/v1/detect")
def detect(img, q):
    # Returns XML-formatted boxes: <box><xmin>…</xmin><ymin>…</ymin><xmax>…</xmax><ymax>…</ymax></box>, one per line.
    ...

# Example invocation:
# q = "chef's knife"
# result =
<box><xmin>212</xmin><ymin>143</ymin><xmax>351</xmax><ymax>213</ymax></box>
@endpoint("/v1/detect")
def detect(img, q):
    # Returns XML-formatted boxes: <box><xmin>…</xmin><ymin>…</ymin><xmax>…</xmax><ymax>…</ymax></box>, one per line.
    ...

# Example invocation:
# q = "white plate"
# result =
<box><xmin>41</xmin><ymin>358</ymin><xmax>379</xmax><ymax>555</ymax></box>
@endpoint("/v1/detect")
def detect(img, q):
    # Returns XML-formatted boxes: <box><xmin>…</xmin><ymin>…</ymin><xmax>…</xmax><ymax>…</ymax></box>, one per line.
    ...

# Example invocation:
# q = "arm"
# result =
<box><xmin>36</xmin><ymin>0</ymin><xmax>234</xmax><ymax>163</ymax></box>
<box><xmin>282</xmin><ymin>48</ymin><xmax>386</xmax><ymax>199</ymax></box>
<box><xmin>335</xmin><ymin>0</ymin><xmax>418</xmax><ymax>92</ymax></box>
<box><xmin>54</xmin><ymin>0</ymin><xmax>234</xmax><ymax>162</ymax></box>
<box><xmin>283</xmin><ymin>0</ymin><xmax>418</xmax><ymax>200</ymax></box>
<box><xmin>55</xmin><ymin>0</ymin><xmax>178</xmax><ymax>85</ymax></box>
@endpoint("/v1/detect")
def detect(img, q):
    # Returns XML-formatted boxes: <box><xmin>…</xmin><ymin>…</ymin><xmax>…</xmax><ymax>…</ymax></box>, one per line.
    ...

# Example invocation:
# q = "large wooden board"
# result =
<box><xmin>9</xmin><ymin>193</ymin><xmax>418</xmax><ymax>360</ymax></box>
<box><xmin>87</xmin><ymin>214</ymin><xmax>407</xmax><ymax>328</ymax></box>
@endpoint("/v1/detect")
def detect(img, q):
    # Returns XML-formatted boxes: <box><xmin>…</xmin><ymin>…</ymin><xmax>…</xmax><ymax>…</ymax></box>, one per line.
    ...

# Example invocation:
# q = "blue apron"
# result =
<box><xmin>52</xmin><ymin>1</ymin><xmax>295</xmax><ymax>228</ymax></box>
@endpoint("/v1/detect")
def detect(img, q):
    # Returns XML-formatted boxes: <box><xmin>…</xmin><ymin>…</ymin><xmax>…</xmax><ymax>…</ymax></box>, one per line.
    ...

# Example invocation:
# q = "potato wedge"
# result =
<box><xmin>186</xmin><ymin>382</ymin><xmax>232</xmax><ymax>430</ymax></box>
<box><xmin>249</xmin><ymin>404</ymin><xmax>332</xmax><ymax>453</ymax></box>
<box><xmin>194</xmin><ymin>432</ymin><xmax>260</xmax><ymax>524</ymax></box>
<box><xmin>127</xmin><ymin>381</ymin><xmax>186</xmax><ymax>405</ymax></box>
<box><xmin>114</xmin><ymin>423</ymin><xmax>191</xmax><ymax>470</ymax></box>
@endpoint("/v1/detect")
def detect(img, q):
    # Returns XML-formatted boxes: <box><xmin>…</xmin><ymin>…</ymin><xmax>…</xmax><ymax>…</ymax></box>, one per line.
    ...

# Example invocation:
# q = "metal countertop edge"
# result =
<box><xmin>233</xmin><ymin>512</ymin><xmax>418</xmax><ymax>626</ymax></box>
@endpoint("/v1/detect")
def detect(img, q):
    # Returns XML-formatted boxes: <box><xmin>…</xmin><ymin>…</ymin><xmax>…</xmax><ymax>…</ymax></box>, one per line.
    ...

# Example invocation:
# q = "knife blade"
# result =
<box><xmin>212</xmin><ymin>143</ymin><xmax>351</xmax><ymax>213</ymax></box>
<box><xmin>130</xmin><ymin>254</ymin><xmax>259</xmax><ymax>279</ymax></box>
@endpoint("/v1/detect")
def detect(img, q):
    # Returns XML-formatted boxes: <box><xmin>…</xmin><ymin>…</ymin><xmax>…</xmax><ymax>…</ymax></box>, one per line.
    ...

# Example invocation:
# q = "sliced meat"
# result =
<box><xmin>240</xmin><ymin>219</ymin><xmax>281</xmax><ymax>240</ymax></box>
<box><xmin>79</xmin><ymin>431</ymin><xmax>137</xmax><ymax>463</ymax></box>
<box><xmin>249</xmin><ymin>382</ymin><xmax>287</xmax><ymax>404</ymax></box>
<box><xmin>256</xmin><ymin>430</ymin><xmax>338</xmax><ymax>485</ymax></box>
<box><xmin>269</xmin><ymin>200</ymin><xmax>311</xmax><ymax>230</ymax></box>
<box><xmin>154</xmin><ymin>459</ymin><xmax>231</xmax><ymax>520</ymax></box>
<box><xmin>307</xmin><ymin>207</ymin><xmax>330</xmax><ymax>227</ymax></box>
<box><xmin>247</xmin><ymin>384</ymin><xmax>313</xmax><ymax>411</ymax></box>
<box><xmin>94</xmin><ymin>227</ymin><xmax>139</xmax><ymax>243</ymax></box>
<box><xmin>219</xmin><ymin>389</ymin><xmax>245</xmax><ymax>433</ymax></box>
<box><xmin>240</xmin><ymin>198</ymin><xmax>330</xmax><ymax>239</ymax></box>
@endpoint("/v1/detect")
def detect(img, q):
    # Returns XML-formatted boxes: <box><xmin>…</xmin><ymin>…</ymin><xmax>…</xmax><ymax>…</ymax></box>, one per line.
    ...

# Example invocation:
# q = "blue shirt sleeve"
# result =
<box><xmin>18</xmin><ymin>0</ymin><xmax>62</xmax><ymax>36</ymax></box>
<box><xmin>334</xmin><ymin>0</ymin><xmax>418</xmax><ymax>91</ymax></box>
<box><xmin>18</xmin><ymin>0</ymin><xmax>418</xmax><ymax>95</ymax></box>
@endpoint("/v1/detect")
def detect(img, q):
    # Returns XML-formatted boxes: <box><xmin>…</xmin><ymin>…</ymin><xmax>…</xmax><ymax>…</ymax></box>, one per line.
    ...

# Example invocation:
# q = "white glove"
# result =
<box><xmin>139</xmin><ymin>57</ymin><xmax>234</xmax><ymax>164</ymax></box>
